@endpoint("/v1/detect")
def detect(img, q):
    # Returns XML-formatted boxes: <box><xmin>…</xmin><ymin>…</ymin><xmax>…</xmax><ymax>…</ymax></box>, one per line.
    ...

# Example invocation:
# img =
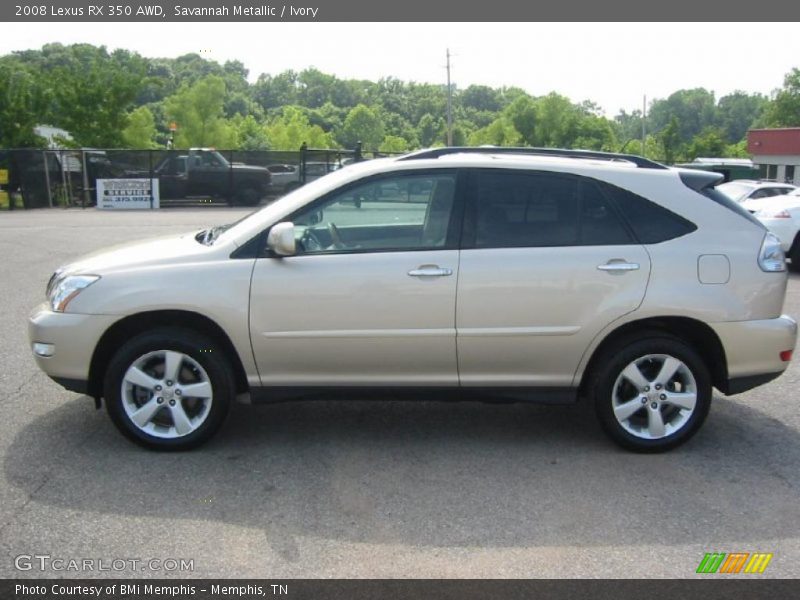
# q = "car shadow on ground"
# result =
<box><xmin>5</xmin><ymin>394</ymin><xmax>800</xmax><ymax>559</ymax></box>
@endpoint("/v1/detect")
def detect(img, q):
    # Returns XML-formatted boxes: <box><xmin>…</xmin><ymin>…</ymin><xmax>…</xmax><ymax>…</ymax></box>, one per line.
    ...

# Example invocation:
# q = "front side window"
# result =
<box><xmin>290</xmin><ymin>172</ymin><xmax>457</xmax><ymax>254</ymax></box>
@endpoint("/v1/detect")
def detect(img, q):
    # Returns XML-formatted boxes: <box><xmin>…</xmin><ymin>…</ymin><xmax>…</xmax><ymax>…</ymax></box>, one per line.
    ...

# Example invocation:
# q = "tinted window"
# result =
<box><xmin>470</xmin><ymin>170</ymin><xmax>632</xmax><ymax>248</ymax></box>
<box><xmin>607</xmin><ymin>184</ymin><xmax>698</xmax><ymax>243</ymax></box>
<box><xmin>579</xmin><ymin>180</ymin><xmax>634</xmax><ymax>246</ymax></box>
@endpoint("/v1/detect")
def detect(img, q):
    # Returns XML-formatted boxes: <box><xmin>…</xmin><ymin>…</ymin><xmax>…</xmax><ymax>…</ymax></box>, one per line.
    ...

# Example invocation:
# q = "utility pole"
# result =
<box><xmin>641</xmin><ymin>94</ymin><xmax>647</xmax><ymax>157</ymax></box>
<box><xmin>446</xmin><ymin>48</ymin><xmax>453</xmax><ymax>147</ymax></box>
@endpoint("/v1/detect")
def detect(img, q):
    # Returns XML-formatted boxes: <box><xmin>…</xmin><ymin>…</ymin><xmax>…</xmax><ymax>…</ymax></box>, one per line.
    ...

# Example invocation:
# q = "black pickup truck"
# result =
<box><xmin>152</xmin><ymin>149</ymin><xmax>271</xmax><ymax>206</ymax></box>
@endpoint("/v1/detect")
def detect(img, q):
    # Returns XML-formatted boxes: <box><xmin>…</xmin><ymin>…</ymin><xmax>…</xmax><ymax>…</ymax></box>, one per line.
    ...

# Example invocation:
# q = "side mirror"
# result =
<box><xmin>267</xmin><ymin>222</ymin><xmax>296</xmax><ymax>257</ymax></box>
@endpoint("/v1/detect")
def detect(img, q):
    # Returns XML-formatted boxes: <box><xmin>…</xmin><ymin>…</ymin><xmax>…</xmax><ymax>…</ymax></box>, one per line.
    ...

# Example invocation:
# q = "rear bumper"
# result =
<box><xmin>711</xmin><ymin>315</ymin><xmax>797</xmax><ymax>395</ymax></box>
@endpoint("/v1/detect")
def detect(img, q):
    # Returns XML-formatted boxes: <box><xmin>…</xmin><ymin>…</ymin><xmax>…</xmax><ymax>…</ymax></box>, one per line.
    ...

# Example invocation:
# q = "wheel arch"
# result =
<box><xmin>578</xmin><ymin>316</ymin><xmax>728</xmax><ymax>396</ymax></box>
<box><xmin>88</xmin><ymin>310</ymin><xmax>249</xmax><ymax>399</ymax></box>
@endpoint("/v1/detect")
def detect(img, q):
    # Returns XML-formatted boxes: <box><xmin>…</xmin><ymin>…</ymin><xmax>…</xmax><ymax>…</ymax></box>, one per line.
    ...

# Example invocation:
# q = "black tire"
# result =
<box><xmin>591</xmin><ymin>333</ymin><xmax>712</xmax><ymax>453</ymax></box>
<box><xmin>234</xmin><ymin>185</ymin><xmax>262</xmax><ymax>207</ymax></box>
<box><xmin>788</xmin><ymin>237</ymin><xmax>800</xmax><ymax>272</ymax></box>
<box><xmin>104</xmin><ymin>327</ymin><xmax>234</xmax><ymax>451</ymax></box>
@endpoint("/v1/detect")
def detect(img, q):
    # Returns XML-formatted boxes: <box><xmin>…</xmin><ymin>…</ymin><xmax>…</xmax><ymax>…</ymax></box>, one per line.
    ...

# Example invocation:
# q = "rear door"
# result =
<box><xmin>456</xmin><ymin>169</ymin><xmax>651</xmax><ymax>388</ymax></box>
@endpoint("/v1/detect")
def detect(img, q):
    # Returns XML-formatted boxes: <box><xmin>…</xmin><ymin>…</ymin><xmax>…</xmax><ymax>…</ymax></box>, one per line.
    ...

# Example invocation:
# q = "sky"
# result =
<box><xmin>2</xmin><ymin>22</ymin><xmax>799</xmax><ymax>116</ymax></box>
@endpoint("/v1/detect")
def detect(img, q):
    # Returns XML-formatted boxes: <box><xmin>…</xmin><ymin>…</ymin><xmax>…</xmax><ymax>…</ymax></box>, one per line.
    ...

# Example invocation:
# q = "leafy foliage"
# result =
<box><xmin>0</xmin><ymin>43</ymin><xmax>791</xmax><ymax>162</ymax></box>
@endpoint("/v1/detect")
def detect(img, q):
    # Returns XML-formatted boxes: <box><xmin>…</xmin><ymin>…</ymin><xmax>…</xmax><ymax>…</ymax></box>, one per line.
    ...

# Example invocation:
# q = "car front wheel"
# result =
<box><xmin>593</xmin><ymin>335</ymin><xmax>712</xmax><ymax>452</ymax></box>
<box><xmin>104</xmin><ymin>328</ymin><xmax>234</xmax><ymax>450</ymax></box>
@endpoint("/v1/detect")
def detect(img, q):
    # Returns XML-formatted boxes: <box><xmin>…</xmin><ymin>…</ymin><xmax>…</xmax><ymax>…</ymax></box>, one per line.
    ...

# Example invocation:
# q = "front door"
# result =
<box><xmin>249</xmin><ymin>170</ymin><xmax>463</xmax><ymax>387</ymax></box>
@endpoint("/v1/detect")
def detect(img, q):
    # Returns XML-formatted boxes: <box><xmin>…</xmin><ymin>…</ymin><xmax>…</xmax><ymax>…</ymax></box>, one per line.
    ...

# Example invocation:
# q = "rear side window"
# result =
<box><xmin>604</xmin><ymin>184</ymin><xmax>697</xmax><ymax>243</ymax></box>
<box><xmin>467</xmin><ymin>170</ymin><xmax>633</xmax><ymax>248</ymax></box>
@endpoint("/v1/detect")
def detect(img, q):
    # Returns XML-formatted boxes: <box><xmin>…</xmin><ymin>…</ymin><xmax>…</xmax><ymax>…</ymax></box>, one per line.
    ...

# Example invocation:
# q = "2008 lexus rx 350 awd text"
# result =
<box><xmin>28</xmin><ymin>148</ymin><xmax>798</xmax><ymax>452</ymax></box>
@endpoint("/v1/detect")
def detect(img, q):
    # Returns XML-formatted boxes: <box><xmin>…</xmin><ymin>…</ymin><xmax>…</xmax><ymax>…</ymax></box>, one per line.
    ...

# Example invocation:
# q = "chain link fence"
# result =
<box><xmin>0</xmin><ymin>144</ymin><xmax>403</xmax><ymax>210</ymax></box>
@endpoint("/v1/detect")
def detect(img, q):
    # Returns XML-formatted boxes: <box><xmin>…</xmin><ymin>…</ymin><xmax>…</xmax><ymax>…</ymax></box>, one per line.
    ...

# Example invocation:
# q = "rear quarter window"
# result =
<box><xmin>602</xmin><ymin>183</ymin><xmax>698</xmax><ymax>244</ymax></box>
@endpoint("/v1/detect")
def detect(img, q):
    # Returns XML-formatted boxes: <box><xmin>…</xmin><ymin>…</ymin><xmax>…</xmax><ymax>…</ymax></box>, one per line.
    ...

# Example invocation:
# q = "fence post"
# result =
<box><xmin>354</xmin><ymin>141</ymin><xmax>363</xmax><ymax>162</ymax></box>
<box><xmin>42</xmin><ymin>151</ymin><xmax>53</xmax><ymax>208</ymax></box>
<box><xmin>149</xmin><ymin>150</ymin><xmax>154</xmax><ymax>210</ymax></box>
<box><xmin>81</xmin><ymin>149</ymin><xmax>90</xmax><ymax>208</ymax></box>
<box><xmin>300</xmin><ymin>142</ymin><xmax>308</xmax><ymax>184</ymax></box>
<box><xmin>60</xmin><ymin>150</ymin><xmax>68</xmax><ymax>207</ymax></box>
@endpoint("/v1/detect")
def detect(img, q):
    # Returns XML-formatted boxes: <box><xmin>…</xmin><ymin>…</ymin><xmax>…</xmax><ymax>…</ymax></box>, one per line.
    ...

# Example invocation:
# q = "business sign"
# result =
<box><xmin>97</xmin><ymin>178</ymin><xmax>159</xmax><ymax>209</ymax></box>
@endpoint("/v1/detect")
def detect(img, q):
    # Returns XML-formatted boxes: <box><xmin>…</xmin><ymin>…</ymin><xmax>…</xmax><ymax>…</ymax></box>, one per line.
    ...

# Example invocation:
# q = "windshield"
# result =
<box><xmin>716</xmin><ymin>181</ymin><xmax>754</xmax><ymax>202</ymax></box>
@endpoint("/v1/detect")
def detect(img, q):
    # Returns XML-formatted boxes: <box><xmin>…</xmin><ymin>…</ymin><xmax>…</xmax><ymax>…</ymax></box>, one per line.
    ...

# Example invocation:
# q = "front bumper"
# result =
<box><xmin>28</xmin><ymin>303</ymin><xmax>119</xmax><ymax>391</ymax></box>
<box><xmin>710</xmin><ymin>314</ymin><xmax>797</xmax><ymax>395</ymax></box>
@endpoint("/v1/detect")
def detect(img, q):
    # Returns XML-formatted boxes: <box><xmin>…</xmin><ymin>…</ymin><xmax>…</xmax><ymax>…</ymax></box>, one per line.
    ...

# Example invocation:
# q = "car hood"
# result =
<box><xmin>56</xmin><ymin>231</ymin><xmax>218</xmax><ymax>276</ymax></box>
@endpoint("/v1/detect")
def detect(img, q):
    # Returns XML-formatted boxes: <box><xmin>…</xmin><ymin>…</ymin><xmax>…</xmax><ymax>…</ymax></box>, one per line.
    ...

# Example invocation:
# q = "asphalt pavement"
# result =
<box><xmin>0</xmin><ymin>208</ymin><xmax>798</xmax><ymax>578</ymax></box>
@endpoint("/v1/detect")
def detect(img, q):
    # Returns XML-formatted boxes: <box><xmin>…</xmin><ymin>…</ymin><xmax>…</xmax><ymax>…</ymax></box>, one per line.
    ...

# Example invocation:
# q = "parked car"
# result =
<box><xmin>29</xmin><ymin>147</ymin><xmax>796</xmax><ymax>452</ymax></box>
<box><xmin>716</xmin><ymin>179</ymin><xmax>796</xmax><ymax>203</ymax></box>
<box><xmin>746</xmin><ymin>189</ymin><xmax>800</xmax><ymax>270</ymax></box>
<box><xmin>147</xmin><ymin>149</ymin><xmax>271</xmax><ymax>206</ymax></box>
<box><xmin>265</xmin><ymin>164</ymin><xmax>300</xmax><ymax>192</ymax></box>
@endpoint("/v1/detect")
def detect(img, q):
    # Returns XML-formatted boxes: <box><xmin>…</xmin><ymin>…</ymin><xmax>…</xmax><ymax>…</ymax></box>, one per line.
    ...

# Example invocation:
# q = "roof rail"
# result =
<box><xmin>397</xmin><ymin>146</ymin><xmax>667</xmax><ymax>170</ymax></box>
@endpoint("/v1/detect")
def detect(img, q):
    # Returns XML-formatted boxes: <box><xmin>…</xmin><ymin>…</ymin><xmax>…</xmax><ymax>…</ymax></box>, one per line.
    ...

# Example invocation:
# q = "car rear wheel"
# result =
<box><xmin>592</xmin><ymin>334</ymin><xmax>712</xmax><ymax>452</ymax></box>
<box><xmin>104</xmin><ymin>328</ymin><xmax>234</xmax><ymax>450</ymax></box>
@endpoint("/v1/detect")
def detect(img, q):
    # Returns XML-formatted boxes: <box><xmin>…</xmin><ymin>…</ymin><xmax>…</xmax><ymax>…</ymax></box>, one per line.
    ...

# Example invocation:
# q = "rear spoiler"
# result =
<box><xmin>677</xmin><ymin>169</ymin><xmax>724</xmax><ymax>191</ymax></box>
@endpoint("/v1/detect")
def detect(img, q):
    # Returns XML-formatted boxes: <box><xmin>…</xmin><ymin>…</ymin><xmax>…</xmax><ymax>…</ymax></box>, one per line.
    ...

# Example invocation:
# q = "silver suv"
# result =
<box><xmin>29</xmin><ymin>147</ymin><xmax>797</xmax><ymax>452</ymax></box>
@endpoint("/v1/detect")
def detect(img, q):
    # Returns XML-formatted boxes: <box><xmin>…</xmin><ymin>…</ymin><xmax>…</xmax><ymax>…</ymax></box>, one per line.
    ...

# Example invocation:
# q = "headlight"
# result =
<box><xmin>48</xmin><ymin>275</ymin><xmax>100</xmax><ymax>312</ymax></box>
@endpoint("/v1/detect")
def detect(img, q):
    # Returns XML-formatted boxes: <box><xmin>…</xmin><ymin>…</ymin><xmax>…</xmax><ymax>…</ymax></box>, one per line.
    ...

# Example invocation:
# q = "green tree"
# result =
<box><xmin>232</xmin><ymin>114</ymin><xmax>271</xmax><ymax>150</ymax></box>
<box><xmin>379</xmin><ymin>135</ymin><xmax>409</xmax><ymax>153</ymax></box>
<box><xmin>265</xmin><ymin>106</ymin><xmax>335</xmax><ymax>149</ymax></box>
<box><xmin>763</xmin><ymin>68</ymin><xmax>800</xmax><ymax>127</ymax></box>
<box><xmin>121</xmin><ymin>106</ymin><xmax>158</xmax><ymax>149</ymax></box>
<box><xmin>686</xmin><ymin>127</ymin><xmax>728</xmax><ymax>160</ymax></box>
<box><xmin>468</xmin><ymin>117</ymin><xmax>521</xmax><ymax>146</ymax></box>
<box><xmin>648</xmin><ymin>88</ymin><xmax>717</xmax><ymax>144</ymax></box>
<box><xmin>659</xmin><ymin>116</ymin><xmax>682</xmax><ymax>164</ymax></box>
<box><xmin>0</xmin><ymin>60</ymin><xmax>47</xmax><ymax>147</ymax></box>
<box><xmin>461</xmin><ymin>84</ymin><xmax>502</xmax><ymax>112</ymax></box>
<box><xmin>716</xmin><ymin>91</ymin><xmax>767</xmax><ymax>142</ymax></box>
<box><xmin>417</xmin><ymin>113</ymin><xmax>443</xmax><ymax>147</ymax></box>
<box><xmin>164</xmin><ymin>75</ymin><xmax>236</xmax><ymax>148</ymax></box>
<box><xmin>25</xmin><ymin>44</ymin><xmax>148</xmax><ymax>147</ymax></box>
<box><xmin>504</xmin><ymin>96</ymin><xmax>537</xmax><ymax>144</ymax></box>
<box><xmin>339</xmin><ymin>104</ymin><xmax>385</xmax><ymax>150</ymax></box>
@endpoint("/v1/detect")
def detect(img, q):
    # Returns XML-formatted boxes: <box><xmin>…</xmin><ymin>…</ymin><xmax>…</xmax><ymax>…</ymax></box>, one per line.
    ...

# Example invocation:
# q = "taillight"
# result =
<box><xmin>757</xmin><ymin>208</ymin><xmax>792</xmax><ymax>219</ymax></box>
<box><xmin>758</xmin><ymin>232</ymin><xmax>787</xmax><ymax>272</ymax></box>
<box><xmin>780</xmin><ymin>350</ymin><xmax>793</xmax><ymax>362</ymax></box>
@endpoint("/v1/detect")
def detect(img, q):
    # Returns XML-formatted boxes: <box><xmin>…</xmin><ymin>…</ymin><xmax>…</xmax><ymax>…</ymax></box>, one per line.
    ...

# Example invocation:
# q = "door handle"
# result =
<box><xmin>597</xmin><ymin>260</ymin><xmax>640</xmax><ymax>272</ymax></box>
<box><xmin>408</xmin><ymin>265</ymin><xmax>453</xmax><ymax>277</ymax></box>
